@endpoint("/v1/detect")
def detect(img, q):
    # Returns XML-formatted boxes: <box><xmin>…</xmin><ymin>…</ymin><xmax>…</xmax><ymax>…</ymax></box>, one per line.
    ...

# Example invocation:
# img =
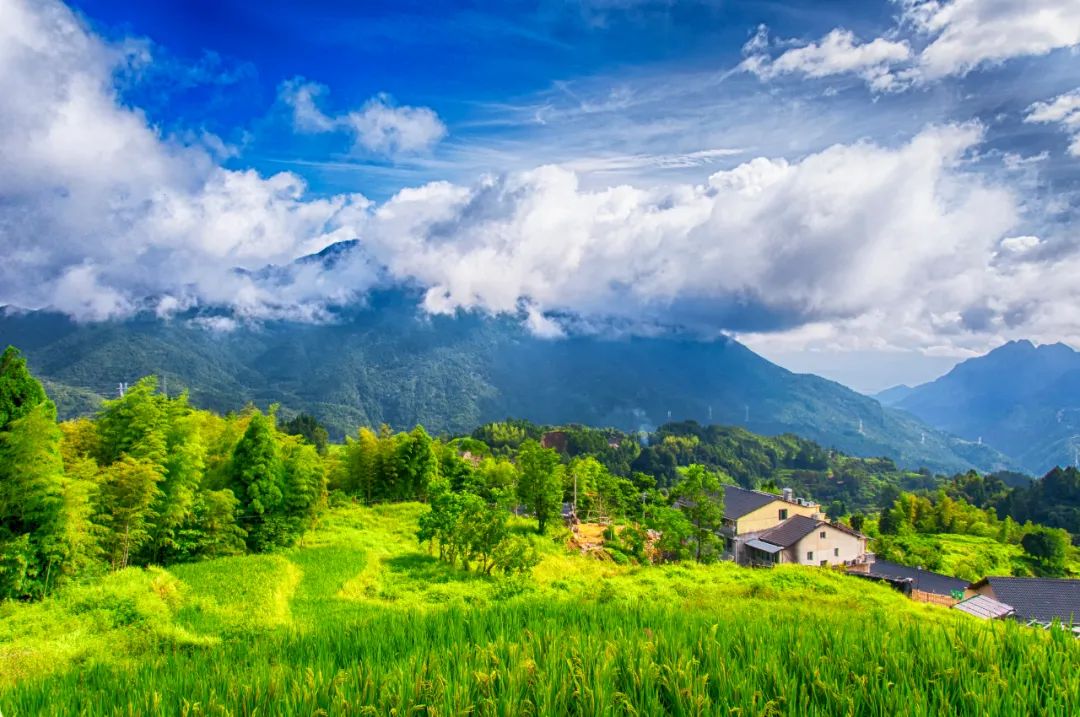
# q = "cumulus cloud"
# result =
<box><xmin>351</xmin><ymin>124</ymin><xmax>1018</xmax><ymax>341</ymax></box>
<box><xmin>280</xmin><ymin>79</ymin><xmax>446</xmax><ymax>155</ymax></box>
<box><xmin>744</xmin><ymin>1</ymin><xmax>1080</xmax><ymax>90</ymax></box>
<box><xmin>1024</xmin><ymin>88</ymin><xmax>1080</xmax><ymax>156</ymax></box>
<box><xmin>742</xmin><ymin>26</ymin><xmax>912</xmax><ymax>92</ymax></box>
<box><xmin>4</xmin><ymin>0</ymin><xmax>1080</xmax><ymax>359</ymax></box>
<box><xmin>0</xmin><ymin>0</ymin><xmax>376</xmax><ymax>322</ymax></box>
<box><xmin>903</xmin><ymin>0</ymin><xmax>1080</xmax><ymax>79</ymax></box>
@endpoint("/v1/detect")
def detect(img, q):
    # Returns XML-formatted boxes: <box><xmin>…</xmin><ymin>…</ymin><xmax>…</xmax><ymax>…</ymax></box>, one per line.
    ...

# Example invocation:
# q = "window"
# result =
<box><xmin>819</xmin><ymin>531</ymin><xmax>827</xmax><ymax>539</ymax></box>
<box><xmin>834</xmin><ymin>547</ymin><xmax>839</xmax><ymax>557</ymax></box>
<box><xmin>806</xmin><ymin>551</ymin><xmax>814</xmax><ymax>561</ymax></box>
<box><xmin>779</xmin><ymin>509</ymin><xmax>788</xmax><ymax>520</ymax></box>
<box><xmin>820</xmin><ymin>559</ymin><xmax>829</xmax><ymax>567</ymax></box>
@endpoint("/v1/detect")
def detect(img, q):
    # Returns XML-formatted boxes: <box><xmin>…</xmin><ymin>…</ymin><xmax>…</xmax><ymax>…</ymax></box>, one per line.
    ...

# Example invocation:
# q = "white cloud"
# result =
<box><xmin>742</xmin><ymin>27</ymin><xmax>912</xmax><ymax>92</ymax></box>
<box><xmin>998</xmin><ymin>235</ymin><xmax>1042</xmax><ymax>254</ymax></box>
<box><xmin>280</xmin><ymin>80</ymin><xmax>446</xmax><ymax>155</ymax></box>
<box><xmin>5</xmin><ymin>0</ymin><xmax>1080</xmax><ymax>361</ymax></box>
<box><xmin>904</xmin><ymin>0</ymin><xmax>1080</xmax><ymax>79</ymax></box>
<box><xmin>744</xmin><ymin>2</ymin><xmax>1080</xmax><ymax>90</ymax></box>
<box><xmin>1024</xmin><ymin>88</ymin><xmax>1080</xmax><ymax>156</ymax></box>
<box><xmin>0</xmin><ymin>0</ymin><xmax>375</xmax><ymax>322</ymax></box>
<box><xmin>350</xmin><ymin>124</ymin><xmax>1018</xmax><ymax>344</ymax></box>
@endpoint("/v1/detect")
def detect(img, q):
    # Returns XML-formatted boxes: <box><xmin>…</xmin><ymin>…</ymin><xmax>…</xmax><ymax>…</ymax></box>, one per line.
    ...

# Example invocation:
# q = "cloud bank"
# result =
<box><xmin>2</xmin><ymin>0</ymin><xmax>1080</xmax><ymax>359</ymax></box>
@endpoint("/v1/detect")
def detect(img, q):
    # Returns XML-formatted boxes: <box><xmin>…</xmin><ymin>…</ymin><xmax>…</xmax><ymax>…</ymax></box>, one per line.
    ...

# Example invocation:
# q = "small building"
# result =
<box><xmin>718</xmin><ymin>485</ymin><xmax>821</xmax><ymax>562</ymax></box>
<box><xmin>849</xmin><ymin>558</ymin><xmax>968</xmax><ymax>604</ymax></box>
<box><xmin>953</xmin><ymin>594</ymin><xmax>1016</xmax><ymax>620</ymax></box>
<box><xmin>745</xmin><ymin>514</ymin><xmax>867</xmax><ymax>567</ymax></box>
<box><xmin>966</xmin><ymin>577</ymin><xmax>1080</xmax><ymax>626</ymax></box>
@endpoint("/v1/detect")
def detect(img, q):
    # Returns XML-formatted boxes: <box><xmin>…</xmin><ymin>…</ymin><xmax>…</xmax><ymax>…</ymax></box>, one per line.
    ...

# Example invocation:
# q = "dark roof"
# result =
<box><xmin>973</xmin><ymin>577</ymin><xmax>1080</xmax><ymax>624</ymax></box>
<box><xmin>865</xmin><ymin>559</ymin><xmax>969</xmax><ymax>597</ymax></box>
<box><xmin>757</xmin><ymin>515</ymin><xmax>821</xmax><ymax>547</ymax></box>
<box><xmin>954</xmin><ymin>594</ymin><xmax>1015</xmax><ymax>620</ymax></box>
<box><xmin>723</xmin><ymin>485</ymin><xmax>781</xmax><ymax>520</ymax></box>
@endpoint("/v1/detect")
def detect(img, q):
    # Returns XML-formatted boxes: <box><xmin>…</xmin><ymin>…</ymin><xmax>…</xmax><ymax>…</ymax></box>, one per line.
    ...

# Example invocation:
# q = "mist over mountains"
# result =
<box><xmin>0</xmin><ymin>285</ymin><xmax>1010</xmax><ymax>476</ymax></box>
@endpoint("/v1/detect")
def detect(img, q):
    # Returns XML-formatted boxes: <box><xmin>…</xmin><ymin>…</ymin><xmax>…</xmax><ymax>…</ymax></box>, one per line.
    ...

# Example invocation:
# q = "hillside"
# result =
<box><xmin>884</xmin><ymin>340</ymin><xmax>1080</xmax><ymax>473</ymax></box>
<box><xmin>0</xmin><ymin>297</ymin><xmax>1010</xmax><ymax>475</ymax></box>
<box><xmin>2</xmin><ymin>503</ymin><xmax>1077</xmax><ymax>715</ymax></box>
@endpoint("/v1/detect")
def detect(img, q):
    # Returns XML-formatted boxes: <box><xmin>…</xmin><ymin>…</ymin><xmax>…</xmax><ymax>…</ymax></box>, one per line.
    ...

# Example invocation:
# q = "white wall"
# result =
<box><xmin>787</xmin><ymin>526</ymin><xmax>865</xmax><ymax>566</ymax></box>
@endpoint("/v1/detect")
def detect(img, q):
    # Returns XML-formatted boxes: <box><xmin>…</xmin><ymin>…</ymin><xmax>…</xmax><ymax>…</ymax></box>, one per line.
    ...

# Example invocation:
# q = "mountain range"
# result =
<box><xmin>877</xmin><ymin>340</ymin><xmax>1080</xmax><ymax>474</ymax></box>
<box><xmin>0</xmin><ymin>290</ymin><xmax>1010</xmax><ymax>476</ymax></box>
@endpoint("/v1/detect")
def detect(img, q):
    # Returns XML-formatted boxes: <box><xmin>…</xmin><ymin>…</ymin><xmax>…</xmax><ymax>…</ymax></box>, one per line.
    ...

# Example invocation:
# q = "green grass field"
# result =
<box><xmin>2</xmin><ymin>503</ymin><xmax>1078</xmax><ymax>715</ymax></box>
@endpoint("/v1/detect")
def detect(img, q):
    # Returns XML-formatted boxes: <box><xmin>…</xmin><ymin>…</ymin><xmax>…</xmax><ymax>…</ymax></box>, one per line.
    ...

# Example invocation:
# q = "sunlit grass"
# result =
<box><xmin>1</xmin><ymin>502</ymin><xmax>1077</xmax><ymax>715</ymax></box>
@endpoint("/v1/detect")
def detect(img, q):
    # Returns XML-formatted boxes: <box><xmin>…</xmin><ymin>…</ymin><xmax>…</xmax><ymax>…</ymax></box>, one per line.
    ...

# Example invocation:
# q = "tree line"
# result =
<box><xmin>0</xmin><ymin>348</ymin><xmax>324</xmax><ymax>600</ymax></box>
<box><xmin>5</xmin><ymin>345</ymin><xmax>1075</xmax><ymax>602</ymax></box>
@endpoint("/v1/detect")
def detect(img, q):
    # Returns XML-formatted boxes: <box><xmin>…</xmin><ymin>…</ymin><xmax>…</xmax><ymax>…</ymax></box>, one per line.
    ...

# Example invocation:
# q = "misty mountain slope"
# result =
<box><xmin>891</xmin><ymin>340</ymin><xmax>1080</xmax><ymax>473</ymax></box>
<box><xmin>0</xmin><ymin>297</ymin><xmax>1010</xmax><ymax>474</ymax></box>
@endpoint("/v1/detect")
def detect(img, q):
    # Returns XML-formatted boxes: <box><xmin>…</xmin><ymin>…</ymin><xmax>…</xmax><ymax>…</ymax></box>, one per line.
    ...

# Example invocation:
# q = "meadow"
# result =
<box><xmin>2</xmin><ymin>503</ymin><xmax>1078</xmax><ymax>716</ymax></box>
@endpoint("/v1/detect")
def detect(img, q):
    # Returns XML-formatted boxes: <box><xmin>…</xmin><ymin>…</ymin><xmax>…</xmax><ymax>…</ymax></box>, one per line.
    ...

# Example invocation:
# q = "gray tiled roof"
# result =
<box><xmin>977</xmin><ymin>577</ymin><xmax>1080</xmax><ymax>624</ymax></box>
<box><xmin>865</xmin><ymin>559</ymin><xmax>969</xmax><ymax>597</ymax></box>
<box><xmin>723</xmin><ymin>485</ymin><xmax>781</xmax><ymax>520</ymax></box>
<box><xmin>757</xmin><ymin>514</ymin><xmax>821</xmax><ymax>547</ymax></box>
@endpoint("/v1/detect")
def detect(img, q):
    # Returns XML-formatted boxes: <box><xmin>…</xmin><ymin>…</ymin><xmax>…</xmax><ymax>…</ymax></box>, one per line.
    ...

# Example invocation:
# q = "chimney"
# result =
<box><xmin>782</xmin><ymin>487</ymin><xmax>793</xmax><ymax>502</ymax></box>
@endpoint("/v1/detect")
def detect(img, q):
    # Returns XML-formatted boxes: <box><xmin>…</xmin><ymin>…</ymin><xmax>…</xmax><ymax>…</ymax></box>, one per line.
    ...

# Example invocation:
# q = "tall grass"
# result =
<box><xmin>2</xmin><ymin>503</ymin><xmax>1078</xmax><ymax>715</ymax></box>
<box><xmin>4</xmin><ymin>600</ymin><xmax>1078</xmax><ymax>716</ymax></box>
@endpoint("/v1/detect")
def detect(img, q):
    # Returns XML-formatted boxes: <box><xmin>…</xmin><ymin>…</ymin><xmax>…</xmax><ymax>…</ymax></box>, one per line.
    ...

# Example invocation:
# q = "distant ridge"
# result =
<box><xmin>0</xmin><ymin>244</ymin><xmax>1013</xmax><ymax>476</ymax></box>
<box><xmin>890</xmin><ymin>340</ymin><xmax>1080</xmax><ymax>473</ymax></box>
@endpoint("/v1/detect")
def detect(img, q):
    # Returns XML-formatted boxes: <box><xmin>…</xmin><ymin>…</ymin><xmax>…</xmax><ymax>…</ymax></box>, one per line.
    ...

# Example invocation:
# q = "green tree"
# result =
<box><xmin>95</xmin><ymin>376</ymin><xmax>168</xmax><ymax>468</ymax></box>
<box><xmin>146</xmin><ymin>397</ymin><xmax>206</xmax><ymax>563</ymax></box>
<box><xmin>1021</xmin><ymin>526</ymin><xmax>1069</xmax><ymax>577</ymax></box>
<box><xmin>282</xmin><ymin>438</ymin><xmax>327</xmax><ymax>543</ymax></box>
<box><xmin>393</xmin><ymin>425</ymin><xmax>438</xmax><ymax>501</ymax></box>
<box><xmin>96</xmin><ymin>456</ymin><xmax>162</xmax><ymax>570</ymax></box>
<box><xmin>0</xmin><ymin>403</ymin><xmax>78</xmax><ymax>598</ymax></box>
<box><xmin>228</xmin><ymin>411</ymin><xmax>287</xmax><ymax>552</ymax></box>
<box><xmin>280</xmin><ymin>413</ymin><xmax>329</xmax><ymax>455</ymax></box>
<box><xmin>0</xmin><ymin>346</ymin><xmax>48</xmax><ymax>430</ymax></box>
<box><xmin>647</xmin><ymin>505</ymin><xmax>693</xmax><ymax>562</ymax></box>
<box><xmin>516</xmin><ymin>440</ymin><xmax>564</xmax><ymax>533</ymax></box>
<box><xmin>670</xmin><ymin>464</ymin><xmax>726</xmax><ymax>562</ymax></box>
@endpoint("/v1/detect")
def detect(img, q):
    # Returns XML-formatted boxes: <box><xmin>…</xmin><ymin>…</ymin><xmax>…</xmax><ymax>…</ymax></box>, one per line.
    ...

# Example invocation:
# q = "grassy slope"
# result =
<box><xmin>2</xmin><ymin>504</ymin><xmax>1078</xmax><ymax>715</ymax></box>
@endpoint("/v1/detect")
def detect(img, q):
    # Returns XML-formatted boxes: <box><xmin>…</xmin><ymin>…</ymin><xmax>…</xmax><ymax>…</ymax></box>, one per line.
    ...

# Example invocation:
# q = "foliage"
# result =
<box><xmin>670</xmin><ymin>464</ymin><xmax>727</xmax><ymax>562</ymax></box>
<box><xmin>516</xmin><ymin>440</ymin><xmax>564</xmax><ymax>533</ymax></box>
<box><xmin>1021</xmin><ymin>525</ymin><xmax>1071</xmax><ymax>577</ymax></box>
<box><xmin>0</xmin><ymin>346</ymin><xmax>49</xmax><ymax>430</ymax></box>
<box><xmin>280</xmin><ymin>413</ymin><xmax>329</xmax><ymax>454</ymax></box>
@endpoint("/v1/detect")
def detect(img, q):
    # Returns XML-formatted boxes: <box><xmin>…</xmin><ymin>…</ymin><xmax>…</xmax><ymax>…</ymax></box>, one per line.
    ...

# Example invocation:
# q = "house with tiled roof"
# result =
<box><xmin>743</xmin><ymin>514</ymin><xmax>868</xmax><ymax>567</ymax></box>
<box><xmin>848</xmin><ymin>559</ymin><xmax>969</xmax><ymax>603</ymax></box>
<box><xmin>714</xmin><ymin>485</ymin><xmax>820</xmax><ymax>563</ymax></box>
<box><xmin>966</xmin><ymin>576</ymin><xmax>1080</xmax><ymax>626</ymax></box>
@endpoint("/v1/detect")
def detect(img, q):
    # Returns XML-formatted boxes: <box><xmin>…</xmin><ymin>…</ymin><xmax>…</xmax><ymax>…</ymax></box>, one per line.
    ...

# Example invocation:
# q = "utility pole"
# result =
<box><xmin>162</xmin><ymin>375</ymin><xmax>168</xmax><ymax>398</ymax></box>
<box><xmin>118</xmin><ymin>382</ymin><xmax>127</xmax><ymax>398</ymax></box>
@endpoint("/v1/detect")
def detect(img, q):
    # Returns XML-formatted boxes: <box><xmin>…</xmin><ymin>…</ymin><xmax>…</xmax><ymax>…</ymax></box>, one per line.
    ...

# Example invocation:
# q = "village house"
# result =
<box><xmin>744</xmin><ymin>514</ymin><xmax>868</xmax><ymax>567</ymax></box>
<box><xmin>963</xmin><ymin>576</ymin><xmax>1080</xmax><ymax>627</ymax></box>
<box><xmin>847</xmin><ymin>558</ymin><xmax>969</xmax><ymax>605</ymax></box>
<box><xmin>720</xmin><ymin>485</ymin><xmax>870</xmax><ymax>567</ymax></box>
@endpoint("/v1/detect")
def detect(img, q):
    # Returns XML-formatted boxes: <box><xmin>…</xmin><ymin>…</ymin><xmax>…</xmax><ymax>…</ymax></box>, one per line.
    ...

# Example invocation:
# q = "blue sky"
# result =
<box><xmin>3</xmin><ymin>0</ymin><xmax>1080</xmax><ymax>392</ymax></box>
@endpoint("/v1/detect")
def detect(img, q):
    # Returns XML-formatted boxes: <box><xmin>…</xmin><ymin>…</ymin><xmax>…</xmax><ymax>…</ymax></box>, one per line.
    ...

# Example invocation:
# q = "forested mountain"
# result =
<box><xmin>0</xmin><ymin>293</ymin><xmax>1009</xmax><ymax>475</ymax></box>
<box><xmin>879</xmin><ymin>340</ymin><xmax>1080</xmax><ymax>474</ymax></box>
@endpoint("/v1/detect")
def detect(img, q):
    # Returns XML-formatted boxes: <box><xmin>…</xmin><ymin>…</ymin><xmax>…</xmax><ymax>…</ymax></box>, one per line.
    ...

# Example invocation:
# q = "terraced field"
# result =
<box><xmin>1</xmin><ymin>503</ymin><xmax>1078</xmax><ymax>715</ymax></box>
